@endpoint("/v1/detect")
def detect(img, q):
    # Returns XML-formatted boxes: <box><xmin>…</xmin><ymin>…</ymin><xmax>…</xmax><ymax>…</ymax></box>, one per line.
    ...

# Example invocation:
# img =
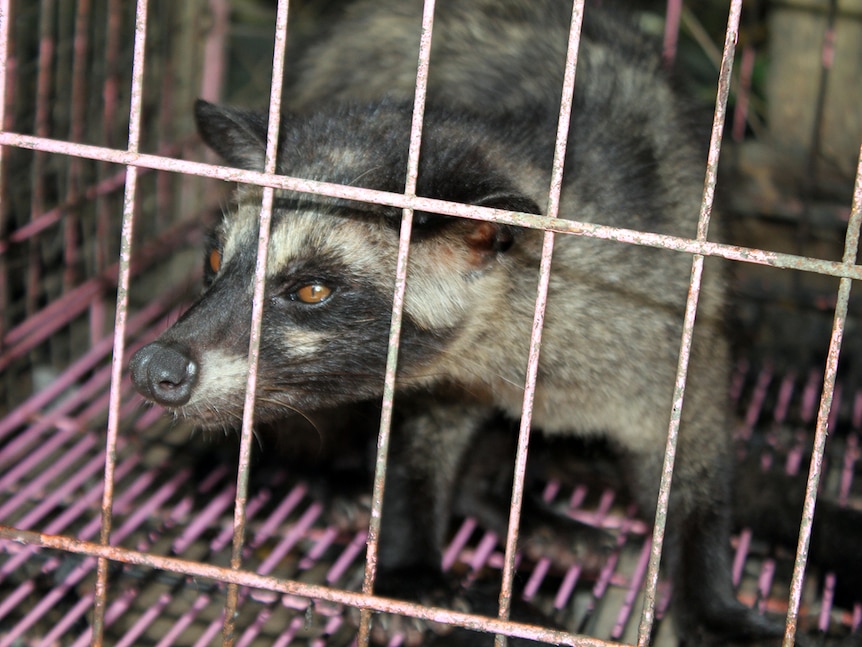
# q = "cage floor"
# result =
<box><xmin>1</xmin><ymin>305</ymin><xmax>861</xmax><ymax>646</ymax></box>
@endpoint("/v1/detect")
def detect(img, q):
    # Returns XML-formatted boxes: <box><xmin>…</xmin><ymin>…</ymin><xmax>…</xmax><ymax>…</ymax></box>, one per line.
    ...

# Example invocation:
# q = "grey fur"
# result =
<box><xmin>130</xmin><ymin>1</ymin><xmax>789</xmax><ymax>644</ymax></box>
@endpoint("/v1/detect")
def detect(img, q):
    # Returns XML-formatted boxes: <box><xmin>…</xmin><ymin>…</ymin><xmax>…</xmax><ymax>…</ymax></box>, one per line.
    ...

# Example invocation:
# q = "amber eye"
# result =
<box><xmin>208</xmin><ymin>248</ymin><xmax>222</xmax><ymax>274</ymax></box>
<box><xmin>294</xmin><ymin>284</ymin><xmax>332</xmax><ymax>304</ymax></box>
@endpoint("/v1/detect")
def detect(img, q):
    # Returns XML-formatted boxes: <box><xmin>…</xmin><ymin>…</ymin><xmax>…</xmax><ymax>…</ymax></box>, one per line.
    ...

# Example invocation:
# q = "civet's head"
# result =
<box><xmin>129</xmin><ymin>100</ymin><xmax>540</xmax><ymax>426</ymax></box>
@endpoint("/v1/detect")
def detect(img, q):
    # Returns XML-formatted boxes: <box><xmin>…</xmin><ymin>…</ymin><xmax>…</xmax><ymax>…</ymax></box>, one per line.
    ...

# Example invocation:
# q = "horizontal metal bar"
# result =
<box><xmin>0</xmin><ymin>141</ymin><xmax>186</xmax><ymax>254</ymax></box>
<box><xmin>0</xmin><ymin>132</ymin><xmax>860</xmax><ymax>282</ymax></box>
<box><xmin>0</xmin><ymin>526</ymin><xmax>628</xmax><ymax>647</ymax></box>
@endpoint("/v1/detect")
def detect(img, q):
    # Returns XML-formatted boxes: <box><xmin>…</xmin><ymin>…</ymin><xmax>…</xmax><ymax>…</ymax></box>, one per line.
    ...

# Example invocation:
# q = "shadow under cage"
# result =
<box><xmin>0</xmin><ymin>0</ymin><xmax>861</xmax><ymax>646</ymax></box>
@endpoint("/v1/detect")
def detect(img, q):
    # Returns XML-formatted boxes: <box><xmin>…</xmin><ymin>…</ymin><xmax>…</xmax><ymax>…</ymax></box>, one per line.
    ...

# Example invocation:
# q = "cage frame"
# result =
<box><xmin>0</xmin><ymin>0</ymin><xmax>860</xmax><ymax>646</ymax></box>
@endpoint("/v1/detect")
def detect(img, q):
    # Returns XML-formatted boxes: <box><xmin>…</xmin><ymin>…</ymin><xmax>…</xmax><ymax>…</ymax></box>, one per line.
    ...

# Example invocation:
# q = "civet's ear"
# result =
<box><xmin>413</xmin><ymin>190</ymin><xmax>539</xmax><ymax>259</ymax></box>
<box><xmin>194</xmin><ymin>99</ymin><xmax>270</xmax><ymax>171</ymax></box>
<box><xmin>464</xmin><ymin>192</ymin><xmax>540</xmax><ymax>256</ymax></box>
<box><xmin>415</xmin><ymin>141</ymin><xmax>542</xmax><ymax>256</ymax></box>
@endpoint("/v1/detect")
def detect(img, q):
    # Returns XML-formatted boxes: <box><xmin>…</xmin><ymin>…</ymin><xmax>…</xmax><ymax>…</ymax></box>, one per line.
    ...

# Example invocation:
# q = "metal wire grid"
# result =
<box><xmin>0</xmin><ymin>0</ymin><xmax>860</xmax><ymax>645</ymax></box>
<box><xmin>0</xmin><ymin>0</ymin><xmax>216</xmax><ymax>415</ymax></box>
<box><xmin>0</xmin><ymin>357</ymin><xmax>860</xmax><ymax>645</ymax></box>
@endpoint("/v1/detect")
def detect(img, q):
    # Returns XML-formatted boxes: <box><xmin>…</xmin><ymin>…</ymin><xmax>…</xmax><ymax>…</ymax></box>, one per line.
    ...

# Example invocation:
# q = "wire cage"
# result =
<box><xmin>0</xmin><ymin>0</ymin><xmax>861</xmax><ymax>646</ymax></box>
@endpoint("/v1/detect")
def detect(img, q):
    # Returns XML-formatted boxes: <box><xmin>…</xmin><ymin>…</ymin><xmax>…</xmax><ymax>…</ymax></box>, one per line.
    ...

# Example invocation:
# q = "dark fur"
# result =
<box><xmin>129</xmin><ymin>1</ymin><xmax>801</xmax><ymax>644</ymax></box>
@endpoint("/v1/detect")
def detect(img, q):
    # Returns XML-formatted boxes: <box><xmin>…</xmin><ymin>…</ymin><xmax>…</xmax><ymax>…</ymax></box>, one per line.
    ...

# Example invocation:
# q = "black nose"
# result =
<box><xmin>129</xmin><ymin>342</ymin><xmax>199</xmax><ymax>407</ymax></box>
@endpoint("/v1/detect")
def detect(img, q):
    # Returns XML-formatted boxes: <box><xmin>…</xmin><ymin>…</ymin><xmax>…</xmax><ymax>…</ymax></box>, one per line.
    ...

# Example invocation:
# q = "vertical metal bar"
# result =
<box><xmin>222</xmin><ymin>0</ymin><xmax>289</xmax><ymax>643</ymax></box>
<box><xmin>102</xmin><ymin>0</ymin><xmax>121</xmax><ymax>153</ymax></box>
<box><xmin>92</xmin><ymin>0</ymin><xmax>149</xmax><ymax>642</ymax></box>
<box><xmin>64</xmin><ymin>0</ymin><xmax>90</xmax><ymax>294</ymax></box>
<box><xmin>662</xmin><ymin>0</ymin><xmax>682</xmax><ymax>67</ymax></box>
<box><xmin>797</xmin><ymin>0</ymin><xmax>838</xmax><ymax>259</ymax></box>
<box><xmin>27</xmin><ymin>0</ymin><xmax>53</xmax><ymax>317</ymax></box>
<box><xmin>783</xmin><ymin>144</ymin><xmax>862</xmax><ymax>647</ymax></box>
<box><xmin>357</xmin><ymin>1</ymin><xmax>436</xmax><ymax>644</ymax></box>
<box><xmin>1</xmin><ymin>0</ymin><xmax>10</xmax><ymax>127</ymax></box>
<box><xmin>0</xmin><ymin>0</ymin><xmax>12</xmax><ymax>346</ymax></box>
<box><xmin>156</xmin><ymin>40</ymin><xmax>173</xmax><ymax>232</ymax></box>
<box><xmin>201</xmin><ymin>0</ymin><xmax>229</xmax><ymax>102</ymax></box>
<box><xmin>494</xmin><ymin>3</ymin><xmax>584</xmax><ymax>646</ymax></box>
<box><xmin>636</xmin><ymin>1</ymin><xmax>741</xmax><ymax>644</ymax></box>
<box><xmin>732</xmin><ymin>45</ymin><xmax>756</xmax><ymax>142</ymax></box>
<box><xmin>91</xmin><ymin>0</ymin><xmax>122</xmax><ymax>346</ymax></box>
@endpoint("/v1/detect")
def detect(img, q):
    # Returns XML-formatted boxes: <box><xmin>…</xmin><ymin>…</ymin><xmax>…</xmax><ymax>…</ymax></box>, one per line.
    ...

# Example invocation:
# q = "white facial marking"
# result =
<box><xmin>192</xmin><ymin>349</ymin><xmax>249</xmax><ymax>405</ymax></box>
